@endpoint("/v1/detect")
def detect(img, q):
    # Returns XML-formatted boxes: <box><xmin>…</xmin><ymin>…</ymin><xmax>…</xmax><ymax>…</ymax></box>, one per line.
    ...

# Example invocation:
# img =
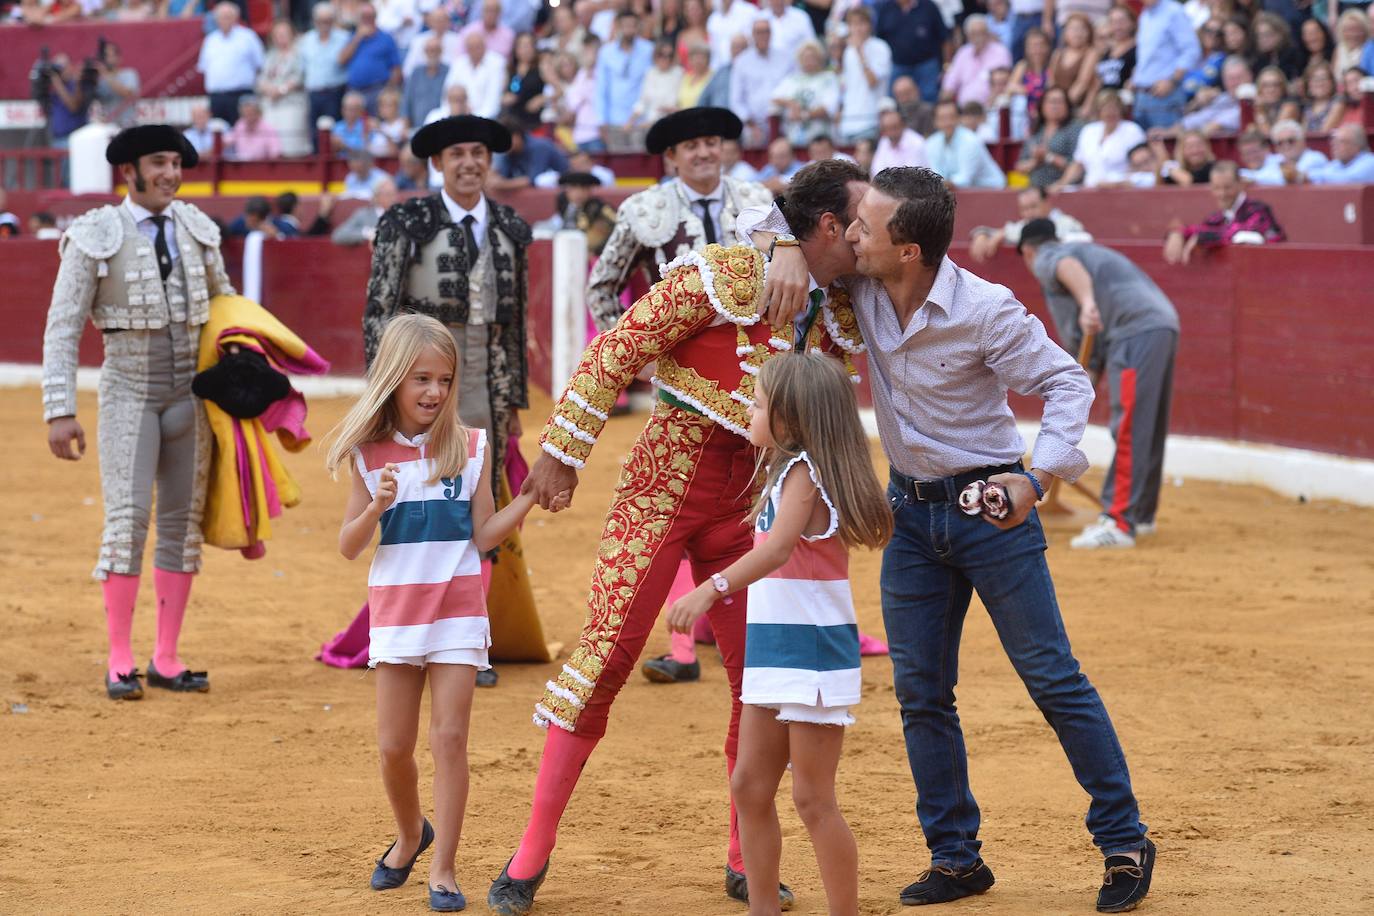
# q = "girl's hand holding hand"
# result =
<box><xmin>666</xmin><ymin>586</ymin><xmax>715</xmax><ymax>634</ymax></box>
<box><xmin>548</xmin><ymin>489</ymin><xmax>573</xmax><ymax>512</ymax></box>
<box><xmin>371</xmin><ymin>464</ymin><xmax>399</xmax><ymax>516</ymax></box>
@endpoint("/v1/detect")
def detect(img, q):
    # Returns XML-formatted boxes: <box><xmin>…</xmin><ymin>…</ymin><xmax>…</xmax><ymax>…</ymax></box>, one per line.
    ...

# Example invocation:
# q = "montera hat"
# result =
<box><xmin>558</xmin><ymin>171</ymin><xmax>602</xmax><ymax>187</ymax></box>
<box><xmin>645</xmin><ymin>107</ymin><xmax>743</xmax><ymax>155</ymax></box>
<box><xmin>411</xmin><ymin>115</ymin><xmax>513</xmax><ymax>158</ymax></box>
<box><xmin>105</xmin><ymin>124</ymin><xmax>200</xmax><ymax>168</ymax></box>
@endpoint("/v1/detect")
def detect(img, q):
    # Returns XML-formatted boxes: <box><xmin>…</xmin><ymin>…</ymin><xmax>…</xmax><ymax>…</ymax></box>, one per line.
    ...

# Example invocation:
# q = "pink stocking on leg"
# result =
<box><xmin>153</xmin><ymin>568</ymin><xmax>194</xmax><ymax>676</ymax></box>
<box><xmin>508</xmin><ymin>726</ymin><xmax>600</xmax><ymax>880</ymax></box>
<box><xmin>666</xmin><ymin>560</ymin><xmax>698</xmax><ymax>664</ymax></box>
<box><xmin>103</xmin><ymin>573</ymin><xmax>140</xmax><ymax>679</ymax></box>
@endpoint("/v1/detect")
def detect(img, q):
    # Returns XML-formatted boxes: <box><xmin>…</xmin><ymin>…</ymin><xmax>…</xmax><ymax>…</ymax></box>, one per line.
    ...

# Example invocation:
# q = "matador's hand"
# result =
<box><xmin>761</xmin><ymin>243</ymin><xmax>810</xmax><ymax>328</ymax></box>
<box><xmin>522</xmin><ymin>452</ymin><xmax>580</xmax><ymax>511</ymax></box>
<box><xmin>48</xmin><ymin>416</ymin><xmax>86</xmax><ymax>461</ymax></box>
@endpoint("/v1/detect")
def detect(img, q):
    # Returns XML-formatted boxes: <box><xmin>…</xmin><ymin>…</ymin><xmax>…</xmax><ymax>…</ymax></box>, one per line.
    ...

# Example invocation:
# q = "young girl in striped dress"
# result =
<box><xmin>327</xmin><ymin>314</ymin><xmax>565</xmax><ymax>912</ymax></box>
<box><xmin>667</xmin><ymin>351</ymin><xmax>892</xmax><ymax>916</ymax></box>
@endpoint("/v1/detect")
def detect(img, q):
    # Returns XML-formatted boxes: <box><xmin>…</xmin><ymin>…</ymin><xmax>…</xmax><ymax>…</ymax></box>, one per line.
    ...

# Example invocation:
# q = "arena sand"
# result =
<box><xmin>2</xmin><ymin>387</ymin><xmax>1372</xmax><ymax>916</ymax></box>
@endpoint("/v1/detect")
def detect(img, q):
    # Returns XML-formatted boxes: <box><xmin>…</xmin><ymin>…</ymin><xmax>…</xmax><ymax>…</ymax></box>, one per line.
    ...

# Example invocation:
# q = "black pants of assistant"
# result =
<box><xmin>1100</xmin><ymin>328</ymin><xmax>1177</xmax><ymax>535</ymax></box>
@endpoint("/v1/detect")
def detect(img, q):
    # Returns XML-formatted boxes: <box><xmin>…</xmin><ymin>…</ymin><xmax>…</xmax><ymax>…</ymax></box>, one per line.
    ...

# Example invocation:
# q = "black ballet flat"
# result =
<box><xmin>429</xmin><ymin>882</ymin><xmax>467</xmax><ymax>912</ymax></box>
<box><xmin>146</xmin><ymin>661</ymin><xmax>210</xmax><ymax>693</ymax></box>
<box><xmin>487</xmin><ymin>857</ymin><xmax>548</xmax><ymax>915</ymax></box>
<box><xmin>476</xmin><ymin>669</ymin><xmax>498</xmax><ymax>688</ymax></box>
<box><xmin>370</xmin><ymin>818</ymin><xmax>434</xmax><ymax>891</ymax></box>
<box><xmin>105</xmin><ymin>669</ymin><xmax>144</xmax><ymax>701</ymax></box>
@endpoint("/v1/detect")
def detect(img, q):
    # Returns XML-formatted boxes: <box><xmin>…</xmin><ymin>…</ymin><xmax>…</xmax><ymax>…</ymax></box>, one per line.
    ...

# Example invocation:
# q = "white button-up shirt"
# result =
<box><xmin>441</xmin><ymin>190</ymin><xmax>488</xmax><ymax>252</ymax></box>
<box><xmin>443</xmin><ymin>50</ymin><xmax>507</xmax><ymax>118</ymax></box>
<box><xmin>124</xmin><ymin>197</ymin><xmax>179</xmax><ymax>265</ymax></box>
<box><xmin>679</xmin><ymin>179</ymin><xmax>724</xmax><ymax>243</ymax></box>
<box><xmin>197</xmin><ymin>24</ymin><xmax>265</xmax><ymax>93</ymax></box>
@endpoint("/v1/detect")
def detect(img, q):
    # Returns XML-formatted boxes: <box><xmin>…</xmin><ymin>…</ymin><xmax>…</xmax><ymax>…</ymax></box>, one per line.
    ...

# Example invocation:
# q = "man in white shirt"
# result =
<box><xmin>1244</xmin><ymin>119</ymin><xmax>1329</xmax><ymax>185</ymax></box>
<box><xmin>730</xmin><ymin>18</ymin><xmax>795</xmax><ymax>146</ymax></box>
<box><xmin>838</xmin><ymin>6</ymin><xmax>892</xmax><ymax>143</ymax></box>
<box><xmin>708</xmin><ymin>0</ymin><xmax>760</xmax><ymax>70</ymax></box>
<box><xmin>871</xmin><ymin>107</ymin><xmax>930</xmax><ymax>172</ymax></box>
<box><xmin>755</xmin><ymin>0</ymin><xmax>817</xmax><ymax>64</ymax></box>
<box><xmin>402</xmin><ymin>7</ymin><xmax>464</xmax><ymax>75</ymax></box>
<box><xmin>197</xmin><ymin>2</ymin><xmax>265</xmax><ymax>125</ymax></box>
<box><xmin>968</xmin><ymin>185</ymin><xmax>1091</xmax><ymax>261</ymax></box>
<box><xmin>443</xmin><ymin>32</ymin><xmax>506</xmax><ymax>118</ymax></box>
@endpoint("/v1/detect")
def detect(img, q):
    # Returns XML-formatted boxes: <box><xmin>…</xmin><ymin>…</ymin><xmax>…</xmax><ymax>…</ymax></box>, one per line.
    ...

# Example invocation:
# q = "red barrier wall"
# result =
<box><xmin>0</xmin><ymin>21</ymin><xmax>206</xmax><ymax>101</ymax></box>
<box><xmin>3</xmin><ymin>237</ymin><xmax>1371</xmax><ymax>460</ymax></box>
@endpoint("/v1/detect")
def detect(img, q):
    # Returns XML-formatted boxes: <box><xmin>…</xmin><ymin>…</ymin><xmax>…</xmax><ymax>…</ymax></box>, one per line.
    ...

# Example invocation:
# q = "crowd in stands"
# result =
<box><xmin>11</xmin><ymin>0</ymin><xmax>1374</xmax><ymax>214</ymax></box>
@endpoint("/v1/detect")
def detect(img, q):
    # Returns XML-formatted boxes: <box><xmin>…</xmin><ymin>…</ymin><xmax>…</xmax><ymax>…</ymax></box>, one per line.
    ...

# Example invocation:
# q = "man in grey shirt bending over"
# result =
<box><xmin>1018</xmin><ymin>219</ymin><xmax>1180</xmax><ymax>549</ymax></box>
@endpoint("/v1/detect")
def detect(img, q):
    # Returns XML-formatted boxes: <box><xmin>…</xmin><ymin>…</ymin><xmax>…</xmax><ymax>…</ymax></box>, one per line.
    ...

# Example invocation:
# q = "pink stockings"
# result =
<box><xmin>101</xmin><ymin>569</ymin><xmax>194</xmax><ymax>679</ymax></box>
<box><xmin>507</xmin><ymin>726</ymin><xmax>600</xmax><ymax>880</ymax></box>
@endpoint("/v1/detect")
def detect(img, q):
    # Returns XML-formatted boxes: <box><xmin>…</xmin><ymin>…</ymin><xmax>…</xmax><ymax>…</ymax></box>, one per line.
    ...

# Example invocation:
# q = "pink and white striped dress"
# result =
<box><xmin>354</xmin><ymin>428</ymin><xmax>490</xmax><ymax>668</ymax></box>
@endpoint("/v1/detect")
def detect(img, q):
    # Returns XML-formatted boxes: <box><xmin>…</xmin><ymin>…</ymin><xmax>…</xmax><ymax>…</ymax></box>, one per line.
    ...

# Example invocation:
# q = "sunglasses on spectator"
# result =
<box><xmin>1275</xmin><ymin>136</ymin><xmax>1301</xmax><ymax>145</ymax></box>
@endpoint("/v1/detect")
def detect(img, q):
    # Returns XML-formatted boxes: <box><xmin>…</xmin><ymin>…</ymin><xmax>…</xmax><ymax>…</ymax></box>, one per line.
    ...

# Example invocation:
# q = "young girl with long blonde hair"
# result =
<box><xmin>666</xmin><ymin>351</ymin><xmax>892</xmax><ymax>916</ymax></box>
<box><xmin>326</xmin><ymin>314</ymin><xmax>564</xmax><ymax>911</ymax></box>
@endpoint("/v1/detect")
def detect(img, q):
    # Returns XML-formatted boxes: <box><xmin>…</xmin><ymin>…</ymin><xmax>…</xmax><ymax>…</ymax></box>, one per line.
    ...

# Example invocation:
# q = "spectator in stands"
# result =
<box><xmin>941</xmin><ymin>14</ymin><xmax>1012</xmax><ymax>107</ymax></box>
<box><xmin>374</xmin><ymin>0</ymin><xmax>421</xmax><ymax>55</ymax></box>
<box><xmin>1010</xmin><ymin>27</ymin><xmax>1053</xmax><ymax>124</ymax></box>
<box><xmin>43</xmin><ymin>54</ymin><xmax>92</xmax><ymax>149</ymax></box>
<box><xmin>535</xmin><ymin>149</ymin><xmax>617</xmax><ymax>188</ymax></box>
<box><xmin>257</xmin><ymin>20</ymin><xmax>311</xmax><ymax>158</ymax></box>
<box><xmin>1341</xmin><ymin>66</ymin><xmax>1369</xmax><ymax>121</ymax></box>
<box><xmin>961</xmin><ymin>100</ymin><xmax>998</xmax><ymax>141</ymax></box>
<box><xmin>1300</xmin><ymin>18</ymin><xmax>1335</xmax><ymax>70</ymax></box>
<box><xmin>1131</xmin><ymin>0</ymin><xmax>1201</xmax><ymax>131</ymax></box>
<box><xmin>984</xmin><ymin>66</ymin><xmax>1015</xmax><ymax>134</ymax></box>
<box><xmin>1303</xmin><ymin>123</ymin><xmax>1374</xmax><ymax>184</ymax></box>
<box><xmin>1333</xmin><ymin>10</ymin><xmax>1372</xmax><ymax>78</ymax></box>
<box><xmin>341</xmin><ymin>148</ymin><xmax>390</xmax><ymax>199</ymax></box>
<box><xmin>546</xmin><ymin>46</ymin><xmax>602</xmax><ymax>152</ymax></box>
<box><xmin>1153</xmin><ymin>128</ymin><xmax>1214</xmax><ymax>185</ymax></box>
<box><xmin>425</xmin><ymin>84</ymin><xmax>470</xmax><ymax>126</ymax></box>
<box><xmin>852</xmin><ymin>135</ymin><xmax>876</xmax><ymax>174</ymax></box>
<box><xmin>1016</xmin><ymin>86</ymin><xmax>1084</xmax><ymax>188</ymax></box>
<box><xmin>199</xmin><ymin>3</ymin><xmax>265</xmax><ymax>126</ymax></box>
<box><xmin>1180</xmin><ymin>17</ymin><xmax>1226</xmax><ymax>103</ymax></box>
<box><xmin>1124</xmin><ymin>141</ymin><xmax>1160</xmax><ymax>186</ymax></box>
<box><xmin>272</xmin><ymin>191</ymin><xmax>335</xmax><ymax>237</ymax></box>
<box><xmin>836</xmin><ymin>6</ymin><xmax>891</xmax><ymax>143</ymax></box>
<box><xmin>871</xmin><ymin>106</ymin><xmax>930</xmax><ymax>172</ymax></box>
<box><xmin>503</xmin><ymin>33</ymin><xmax>547</xmax><ymax>132</ymax></box>
<box><xmin>1163</xmin><ymin>160</ymin><xmax>1285</xmax><ymax>263</ymax></box>
<box><xmin>757</xmin><ymin>0</ymin><xmax>818</xmax><ymax>64</ymax></box>
<box><xmin>403</xmin><ymin>35</ymin><xmax>449</xmax><ymax>130</ymax></box>
<box><xmin>1252</xmin><ymin>67</ymin><xmax>1301</xmax><ymax>135</ymax></box>
<box><xmin>1050</xmin><ymin>14</ymin><xmax>1102</xmax><ymax>109</ymax></box>
<box><xmin>1008</xmin><ymin>0</ymin><xmax>1049</xmax><ymax>62</ymax></box>
<box><xmin>708</xmin><ymin>0</ymin><xmax>760</xmax><ymax>69</ymax></box>
<box><xmin>756</xmin><ymin>135</ymin><xmax>802</xmax><ymax>192</ymax></box>
<box><xmin>771</xmin><ymin>41</ymin><xmax>840</xmax><ymax>146</ymax></box>
<box><xmin>732</xmin><ymin>18</ymin><xmax>793</xmax><ymax>146</ymax></box>
<box><xmin>299</xmin><ymin>2</ymin><xmax>352</xmax><ymax>138</ymax></box>
<box><xmin>542</xmin><ymin>171</ymin><xmax>618</xmax><ymax>254</ymax></box>
<box><xmin>1245</xmin><ymin>119</ymin><xmax>1328</xmax><ymax>185</ymax></box>
<box><xmin>807</xmin><ymin>134</ymin><xmax>856</xmax><ymax>163</ymax></box>
<box><xmin>875</xmin><ymin>0</ymin><xmax>948</xmax><ymax>101</ymax></box>
<box><xmin>1250</xmin><ymin>12</ymin><xmax>1302</xmax><ymax>81</ymax></box>
<box><xmin>0</xmin><ymin>189</ymin><xmax>18</xmax><ymax>239</ymax></box>
<box><xmin>491</xmin><ymin>120</ymin><xmax>570</xmax><ymax>190</ymax></box>
<box><xmin>542</xmin><ymin>3</ymin><xmax>586</xmax><ymax>56</ymax></box>
<box><xmin>92</xmin><ymin>40</ymin><xmax>140</xmax><ymax>129</ymax></box>
<box><xmin>32</xmin><ymin>212</ymin><xmax>63</xmax><ymax>240</ymax></box>
<box><xmin>675</xmin><ymin>0</ymin><xmax>710</xmax><ymax>64</ymax></box>
<box><xmin>1233</xmin><ymin>125</ymin><xmax>1271</xmax><ymax>173</ymax></box>
<box><xmin>986</xmin><ymin>0</ymin><xmax>1015</xmax><ymax>52</ymax></box>
<box><xmin>925</xmin><ymin>98</ymin><xmax>1008</xmax><ymax>188</ymax></box>
<box><xmin>969</xmin><ymin>185</ymin><xmax>1091</xmax><ymax>261</ymax></box>
<box><xmin>1097</xmin><ymin>5</ymin><xmax>1138</xmax><ymax>93</ymax></box>
<box><xmin>1302</xmin><ymin>62</ymin><xmax>1347</xmax><ymax>133</ymax></box>
<box><xmin>1053</xmin><ymin>88</ymin><xmax>1146</xmax><ymax>189</ymax></box>
<box><xmin>20</xmin><ymin>0</ymin><xmax>81</xmax><ymax>25</ymax></box>
<box><xmin>367</xmin><ymin>88</ymin><xmax>408</xmax><ymax>156</ymax></box>
<box><xmin>332</xmin><ymin>177</ymin><xmax>397</xmax><ymax>245</ymax></box>
<box><xmin>395</xmin><ymin>145</ymin><xmax>429</xmax><ymax>189</ymax></box>
<box><xmin>340</xmin><ymin>3</ymin><xmax>402</xmax><ymax>114</ymax></box>
<box><xmin>596</xmin><ymin>10</ymin><xmax>656</xmax><ymax>141</ymax></box>
<box><xmin>1220</xmin><ymin>15</ymin><xmax>1251</xmax><ymax>62</ymax></box>
<box><xmin>331</xmin><ymin>90</ymin><xmax>373</xmax><ymax>154</ymax></box>
<box><xmin>632</xmin><ymin>40</ymin><xmax>685</xmax><ymax>126</ymax></box>
<box><xmin>184</xmin><ymin>103</ymin><xmax>216</xmax><ymax>156</ymax></box>
<box><xmin>890</xmin><ymin>74</ymin><xmax>936</xmax><ymax>136</ymax></box>
<box><xmin>445</xmin><ymin>32</ymin><xmax>506</xmax><ymax>118</ymax></box>
<box><xmin>678</xmin><ymin>43</ymin><xmax>713</xmax><ymax>108</ymax></box>
<box><xmin>458</xmin><ymin>0</ymin><xmax>515</xmax><ymax>59</ymax></box>
<box><xmin>227</xmin><ymin>196</ymin><xmax>278</xmax><ymax>238</ymax></box>
<box><xmin>403</xmin><ymin>8</ymin><xmax>462</xmax><ymax>75</ymax></box>
<box><xmin>224</xmin><ymin>95</ymin><xmax>283</xmax><ymax>160</ymax></box>
<box><xmin>720</xmin><ymin>137</ymin><xmax>759</xmax><ymax>181</ymax></box>
<box><xmin>1178</xmin><ymin>54</ymin><xmax>1249</xmax><ymax>135</ymax></box>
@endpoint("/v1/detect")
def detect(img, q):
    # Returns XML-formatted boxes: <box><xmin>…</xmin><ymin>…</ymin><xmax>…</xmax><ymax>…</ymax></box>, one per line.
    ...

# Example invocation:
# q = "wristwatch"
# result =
<box><xmin>709</xmin><ymin>572</ymin><xmax>734</xmax><ymax>605</ymax></box>
<box><xmin>768</xmin><ymin>233</ymin><xmax>799</xmax><ymax>259</ymax></box>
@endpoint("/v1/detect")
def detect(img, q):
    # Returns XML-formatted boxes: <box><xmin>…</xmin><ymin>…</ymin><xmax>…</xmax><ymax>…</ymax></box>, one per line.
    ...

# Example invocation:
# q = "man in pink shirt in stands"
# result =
<box><xmin>457</xmin><ymin>0</ymin><xmax>516</xmax><ymax>59</ymax></box>
<box><xmin>871</xmin><ymin>107</ymin><xmax>930</xmax><ymax>173</ymax></box>
<box><xmin>941</xmin><ymin>14</ymin><xmax>1012</xmax><ymax>106</ymax></box>
<box><xmin>224</xmin><ymin>95</ymin><xmax>282</xmax><ymax>161</ymax></box>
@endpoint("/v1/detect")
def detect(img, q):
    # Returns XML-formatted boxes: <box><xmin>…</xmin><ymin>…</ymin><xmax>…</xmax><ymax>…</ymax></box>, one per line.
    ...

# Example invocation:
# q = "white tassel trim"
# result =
<box><xmin>544</xmin><ymin>680</ymin><xmax>586</xmax><ymax>709</ymax></box>
<box><xmin>738</xmin><ymin>361</ymin><xmax>759</xmax><ymax>376</ymax></box>
<box><xmin>735</xmin><ymin>345</ymin><xmax>753</xmax><ymax>356</ymax></box>
<box><xmin>730</xmin><ymin>391</ymin><xmax>755</xmax><ymax>406</ymax></box>
<box><xmin>567</xmin><ymin>390</ymin><xmax>609</xmax><ymax>421</ymax></box>
<box><xmin>769</xmin><ymin>336</ymin><xmax>793</xmax><ymax>350</ymax></box>
<box><xmin>561</xmin><ymin>663</ymin><xmax>595</xmax><ymax>688</ymax></box>
<box><xmin>553</xmin><ymin>415</ymin><xmax>598</xmax><ymax>445</ymax></box>
<box><xmin>533</xmin><ymin>705</ymin><xmax>576</xmax><ymax>732</ymax></box>
<box><xmin>821</xmin><ymin>304</ymin><xmax>867</xmax><ymax>354</ymax></box>
<box><xmin>651</xmin><ymin>377</ymin><xmax>751</xmax><ymax>438</ymax></box>
<box><xmin>659</xmin><ymin>250</ymin><xmax>759</xmax><ymax>326</ymax></box>
<box><xmin>540</xmin><ymin>440</ymin><xmax>585</xmax><ymax>469</ymax></box>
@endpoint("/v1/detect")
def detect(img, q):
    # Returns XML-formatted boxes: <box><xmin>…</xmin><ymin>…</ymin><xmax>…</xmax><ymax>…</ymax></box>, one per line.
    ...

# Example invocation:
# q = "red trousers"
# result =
<box><xmin>536</xmin><ymin>405</ymin><xmax>756</xmax><ymax>764</ymax></box>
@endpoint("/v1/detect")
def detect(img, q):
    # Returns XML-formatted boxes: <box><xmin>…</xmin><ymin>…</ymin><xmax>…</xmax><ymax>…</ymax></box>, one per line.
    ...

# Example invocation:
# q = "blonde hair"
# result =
<box><xmin>748</xmin><ymin>352</ymin><xmax>892</xmax><ymax>550</ymax></box>
<box><xmin>324</xmin><ymin>314</ymin><xmax>469</xmax><ymax>483</ymax></box>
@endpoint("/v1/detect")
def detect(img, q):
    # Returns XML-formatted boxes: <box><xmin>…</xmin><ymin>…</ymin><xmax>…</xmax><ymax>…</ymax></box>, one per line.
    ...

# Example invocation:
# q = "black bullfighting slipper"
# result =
<box><xmin>105</xmin><ymin>669</ymin><xmax>144</xmax><ymax>701</ymax></box>
<box><xmin>428</xmin><ymin>882</ymin><xmax>467</xmax><ymax>912</ymax></box>
<box><xmin>1096</xmin><ymin>839</ymin><xmax>1156</xmax><ymax>913</ymax></box>
<box><xmin>476</xmin><ymin>669</ymin><xmax>499</xmax><ymax>688</ymax></box>
<box><xmin>146</xmin><ymin>661</ymin><xmax>210</xmax><ymax>692</ymax></box>
<box><xmin>487</xmin><ymin>857</ymin><xmax>548</xmax><ymax>916</ymax></box>
<box><xmin>899</xmin><ymin>860</ymin><xmax>995</xmax><ymax>906</ymax></box>
<box><xmin>370</xmin><ymin>818</ymin><xmax>434</xmax><ymax>890</ymax></box>
<box><xmin>724</xmin><ymin>864</ymin><xmax>795</xmax><ymax>911</ymax></box>
<box><xmin>640</xmin><ymin>654</ymin><xmax>701</xmax><ymax>684</ymax></box>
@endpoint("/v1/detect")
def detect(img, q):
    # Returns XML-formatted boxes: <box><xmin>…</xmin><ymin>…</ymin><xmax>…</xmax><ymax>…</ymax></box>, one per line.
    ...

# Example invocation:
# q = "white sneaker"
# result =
<box><xmin>1136</xmin><ymin>522</ymin><xmax>1157</xmax><ymax>538</ymax></box>
<box><xmin>1070</xmin><ymin>520</ymin><xmax>1136</xmax><ymax>550</ymax></box>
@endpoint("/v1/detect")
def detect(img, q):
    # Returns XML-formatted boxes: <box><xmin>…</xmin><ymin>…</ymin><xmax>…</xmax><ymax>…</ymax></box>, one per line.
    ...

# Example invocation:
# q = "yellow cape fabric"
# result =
<box><xmin>196</xmin><ymin>294</ymin><xmax>312</xmax><ymax>552</ymax></box>
<box><xmin>488</xmin><ymin>472</ymin><xmax>552</xmax><ymax>663</ymax></box>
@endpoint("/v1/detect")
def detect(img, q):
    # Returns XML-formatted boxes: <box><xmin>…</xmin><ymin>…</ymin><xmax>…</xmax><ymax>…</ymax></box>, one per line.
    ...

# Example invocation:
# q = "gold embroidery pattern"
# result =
<box><xmin>535</xmin><ymin>404</ymin><xmax>711</xmax><ymax>731</ymax></box>
<box><xmin>702</xmin><ymin>244</ymin><xmax>765</xmax><ymax>322</ymax></box>
<box><xmin>822</xmin><ymin>285</ymin><xmax>866</xmax><ymax>354</ymax></box>
<box><xmin>654</xmin><ymin>355</ymin><xmax>752</xmax><ymax>435</ymax></box>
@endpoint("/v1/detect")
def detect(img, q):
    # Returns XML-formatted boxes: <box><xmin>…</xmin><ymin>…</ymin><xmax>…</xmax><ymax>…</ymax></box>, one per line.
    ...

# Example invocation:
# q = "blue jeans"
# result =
<box><xmin>880</xmin><ymin>476</ymin><xmax>1147</xmax><ymax>868</ymax></box>
<box><xmin>1132</xmin><ymin>85</ymin><xmax>1188</xmax><ymax>131</ymax></box>
<box><xmin>891</xmin><ymin>59</ymin><xmax>943</xmax><ymax>103</ymax></box>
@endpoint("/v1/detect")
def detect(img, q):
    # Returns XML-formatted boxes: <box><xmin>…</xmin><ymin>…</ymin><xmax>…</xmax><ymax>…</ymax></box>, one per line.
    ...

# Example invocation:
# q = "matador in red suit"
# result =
<box><xmin>488</xmin><ymin>160</ymin><xmax>872</xmax><ymax>916</ymax></box>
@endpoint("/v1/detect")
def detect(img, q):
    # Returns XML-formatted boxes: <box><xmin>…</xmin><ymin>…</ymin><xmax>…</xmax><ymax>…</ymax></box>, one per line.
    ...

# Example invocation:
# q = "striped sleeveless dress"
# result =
<box><xmin>742</xmin><ymin>453</ymin><xmax>861</xmax><ymax>726</ymax></box>
<box><xmin>354</xmin><ymin>428</ymin><xmax>491</xmax><ymax>669</ymax></box>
